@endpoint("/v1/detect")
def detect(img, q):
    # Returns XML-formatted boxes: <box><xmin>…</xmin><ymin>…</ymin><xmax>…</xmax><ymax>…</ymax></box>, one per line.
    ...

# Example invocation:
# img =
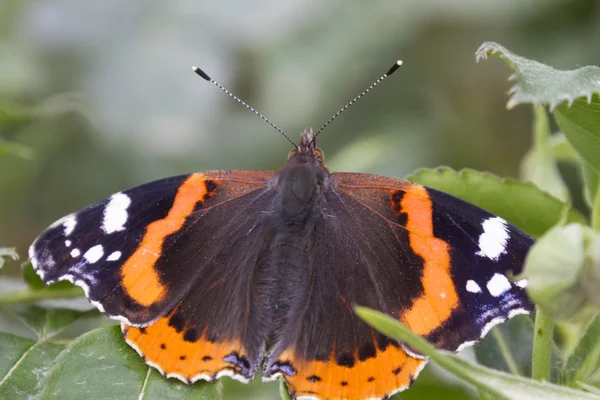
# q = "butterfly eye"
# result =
<box><xmin>314</xmin><ymin>148</ymin><xmax>325</xmax><ymax>161</ymax></box>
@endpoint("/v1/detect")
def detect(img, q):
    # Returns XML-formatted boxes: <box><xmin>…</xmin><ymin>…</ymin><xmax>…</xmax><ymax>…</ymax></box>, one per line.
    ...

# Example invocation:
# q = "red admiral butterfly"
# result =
<box><xmin>29</xmin><ymin>61</ymin><xmax>533</xmax><ymax>400</ymax></box>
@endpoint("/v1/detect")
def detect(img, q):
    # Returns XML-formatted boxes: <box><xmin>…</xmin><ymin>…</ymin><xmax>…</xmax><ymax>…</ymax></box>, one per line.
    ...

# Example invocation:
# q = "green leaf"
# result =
<box><xmin>355</xmin><ymin>307</ymin><xmax>600</xmax><ymax>400</ymax></box>
<box><xmin>0</xmin><ymin>332</ymin><xmax>66</xmax><ymax>400</ymax></box>
<box><xmin>475</xmin><ymin>41</ymin><xmax>600</xmax><ymax>179</ymax></box>
<box><xmin>475</xmin><ymin>314</ymin><xmax>534</xmax><ymax>377</ymax></box>
<box><xmin>406</xmin><ymin>167</ymin><xmax>586</xmax><ymax>238</ymax></box>
<box><xmin>475</xmin><ymin>42</ymin><xmax>600</xmax><ymax>110</ymax></box>
<box><xmin>279</xmin><ymin>378</ymin><xmax>292</xmax><ymax>400</ymax></box>
<box><xmin>10</xmin><ymin>306</ymin><xmax>99</xmax><ymax>340</ymax></box>
<box><xmin>520</xmin><ymin>106</ymin><xmax>570</xmax><ymax>202</ymax></box>
<box><xmin>553</xmin><ymin>95</ymin><xmax>600</xmax><ymax>175</ymax></box>
<box><xmin>582</xmin><ymin>162</ymin><xmax>600</xmax><ymax>210</ymax></box>
<box><xmin>0</xmin><ymin>247</ymin><xmax>18</xmax><ymax>270</ymax></box>
<box><xmin>522</xmin><ymin>224</ymin><xmax>600</xmax><ymax>321</ymax></box>
<box><xmin>564</xmin><ymin>314</ymin><xmax>600</xmax><ymax>386</ymax></box>
<box><xmin>0</xmin><ymin>306</ymin><xmax>100</xmax><ymax>398</ymax></box>
<box><xmin>37</xmin><ymin>326</ymin><xmax>219</xmax><ymax>400</ymax></box>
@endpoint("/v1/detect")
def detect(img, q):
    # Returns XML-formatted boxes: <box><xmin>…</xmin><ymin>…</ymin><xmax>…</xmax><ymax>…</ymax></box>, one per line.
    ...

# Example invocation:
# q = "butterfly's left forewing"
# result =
<box><xmin>30</xmin><ymin>170</ymin><xmax>278</xmax><ymax>383</ymax></box>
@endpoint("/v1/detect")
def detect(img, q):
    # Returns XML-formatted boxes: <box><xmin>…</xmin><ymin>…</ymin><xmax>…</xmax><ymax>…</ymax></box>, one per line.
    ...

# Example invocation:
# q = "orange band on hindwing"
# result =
<box><xmin>121</xmin><ymin>173</ymin><xmax>212</xmax><ymax>306</ymax></box>
<box><xmin>122</xmin><ymin>313</ymin><xmax>251</xmax><ymax>382</ymax></box>
<box><xmin>395</xmin><ymin>185</ymin><xmax>459</xmax><ymax>335</ymax></box>
<box><xmin>273</xmin><ymin>345</ymin><xmax>426</xmax><ymax>399</ymax></box>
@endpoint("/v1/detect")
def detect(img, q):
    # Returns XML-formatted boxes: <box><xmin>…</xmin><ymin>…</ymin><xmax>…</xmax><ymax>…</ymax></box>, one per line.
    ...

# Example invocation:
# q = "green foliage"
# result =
<box><xmin>2</xmin><ymin>39</ymin><xmax>600</xmax><ymax>399</ymax></box>
<box><xmin>520</xmin><ymin>107</ymin><xmax>570</xmax><ymax>202</ymax></box>
<box><xmin>523</xmin><ymin>225</ymin><xmax>600</xmax><ymax>321</ymax></box>
<box><xmin>563</xmin><ymin>314</ymin><xmax>600</xmax><ymax>389</ymax></box>
<box><xmin>37</xmin><ymin>326</ymin><xmax>218</xmax><ymax>400</ymax></box>
<box><xmin>474</xmin><ymin>315</ymin><xmax>536</xmax><ymax>377</ymax></box>
<box><xmin>554</xmin><ymin>97</ymin><xmax>600</xmax><ymax>177</ymax></box>
<box><xmin>355</xmin><ymin>307</ymin><xmax>599</xmax><ymax>400</ymax></box>
<box><xmin>475</xmin><ymin>42</ymin><xmax>600</xmax><ymax>110</ymax></box>
<box><xmin>0</xmin><ymin>332</ymin><xmax>66</xmax><ymax>400</ymax></box>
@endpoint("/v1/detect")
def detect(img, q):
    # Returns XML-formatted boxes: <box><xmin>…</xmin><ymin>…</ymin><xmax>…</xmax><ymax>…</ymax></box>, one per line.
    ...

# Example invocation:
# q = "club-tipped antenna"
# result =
<box><xmin>193</xmin><ymin>66</ymin><xmax>297</xmax><ymax>147</ymax></box>
<box><xmin>314</xmin><ymin>60</ymin><xmax>403</xmax><ymax>138</ymax></box>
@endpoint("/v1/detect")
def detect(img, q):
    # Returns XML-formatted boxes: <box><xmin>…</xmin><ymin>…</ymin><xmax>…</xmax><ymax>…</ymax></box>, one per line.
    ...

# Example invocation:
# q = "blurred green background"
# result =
<box><xmin>1</xmin><ymin>0</ymin><xmax>599</xmax><ymax>398</ymax></box>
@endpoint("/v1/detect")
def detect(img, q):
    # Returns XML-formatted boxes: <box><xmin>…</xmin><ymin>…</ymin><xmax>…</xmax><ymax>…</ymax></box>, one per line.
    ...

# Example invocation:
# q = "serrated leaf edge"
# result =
<box><xmin>475</xmin><ymin>41</ymin><xmax>600</xmax><ymax>110</ymax></box>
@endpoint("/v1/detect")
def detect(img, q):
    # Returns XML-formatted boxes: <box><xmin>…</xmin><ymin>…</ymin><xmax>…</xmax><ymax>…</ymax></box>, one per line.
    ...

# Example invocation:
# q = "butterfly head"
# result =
<box><xmin>287</xmin><ymin>128</ymin><xmax>324</xmax><ymax>163</ymax></box>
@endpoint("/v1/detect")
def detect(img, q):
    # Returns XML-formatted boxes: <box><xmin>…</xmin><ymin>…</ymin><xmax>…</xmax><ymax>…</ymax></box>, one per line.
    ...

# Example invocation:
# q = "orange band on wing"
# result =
<box><xmin>399</xmin><ymin>185</ymin><xmax>458</xmax><ymax>335</ymax></box>
<box><xmin>123</xmin><ymin>315</ymin><xmax>248</xmax><ymax>382</ymax></box>
<box><xmin>121</xmin><ymin>173</ymin><xmax>209</xmax><ymax>306</ymax></box>
<box><xmin>276</xmin><ymin>346</ymin><xmax>426</xmax><ymax>399</ymax></box>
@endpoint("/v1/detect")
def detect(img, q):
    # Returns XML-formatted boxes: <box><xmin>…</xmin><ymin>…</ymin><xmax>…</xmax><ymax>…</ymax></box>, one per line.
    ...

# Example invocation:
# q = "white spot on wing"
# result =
<box><xmin>84</xmin><ymin>245</ymin><xmax>104</xmax><ymax>263</ymax></box>
<box><xmin>487</xmin><ymin>273</ymin><xmax>512</xmax><ymax>297</ymax></box>
<box><xmin>107</xmin><ymin>251</ymin><xmax>122</xmax><ymax>261</ymax></box>
<box><xmin>466</xmin><ymin>280</ymin><xmax>482</xmax><ymax>293</ymax></box>
<box><xmin>475</xmin><ymin>217</ymin><xmax>509</xmax><ymax>261</ymax></box>
<box><xmin>102</xmin><ymin>193</ymin><xmax>131</xmax><ymax>234</ymax></box>
<box><xmin>455</xmin><ymin>306</ymin><xmax>530</xmax><ymax>352</ymax></box>
<box><xmin>28</xmin><ymin>243</ymin><xmax>37</xmax><ymax>267</ymax></box>
<box><xmin>515</xmin><ymin>279</ymin><xmax>528</xmax><ymax>288</ymax></box>
<box><xmin>65</xmin><ymin>240</ymin><xmax>72</xmax><ymax>247</ymax></box>
<box><xmin>62</xmin><ymin>215</ymin><xmax>77</xmax><ymax>236</ymax></box>
<box><xmin>70</xmin><ymin>248</ymin><xmax>81</xmax><ymax>258</ymax></box>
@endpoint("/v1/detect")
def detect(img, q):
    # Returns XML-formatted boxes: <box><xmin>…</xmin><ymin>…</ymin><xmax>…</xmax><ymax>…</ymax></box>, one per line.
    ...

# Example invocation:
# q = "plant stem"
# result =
<box><xmin>531</xmin><ymin>309</ymin><xmax>554</xmax><ymax>381</ymax></box>
<box><xmin>0</xmin><ymin>287</ymin><xmax>82</xmax><ymax>305</ymax></box>
<box><xmin>592</xmin><ymin>184</ymin><xmax>600</xmax><ymax>231</ymax></box>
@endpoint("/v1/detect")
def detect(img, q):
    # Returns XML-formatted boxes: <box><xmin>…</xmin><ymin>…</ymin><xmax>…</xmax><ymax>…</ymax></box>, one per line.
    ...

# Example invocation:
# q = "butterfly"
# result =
<box><xmin>29</xmin><ymin>61</ymin><xmax>533</xmax><ymax>400</ymax></box>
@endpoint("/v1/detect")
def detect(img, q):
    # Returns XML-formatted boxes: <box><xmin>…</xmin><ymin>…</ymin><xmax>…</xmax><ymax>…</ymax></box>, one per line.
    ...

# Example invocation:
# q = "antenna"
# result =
<box><xmin>192</xmin><ymin>66</ymin><xmax>297</xmax><ymax>147</ymax></box>
<box><xmin>314</xmin><ymin>60</ymin><xmax>403</xmax><ymax>138</ymax></box>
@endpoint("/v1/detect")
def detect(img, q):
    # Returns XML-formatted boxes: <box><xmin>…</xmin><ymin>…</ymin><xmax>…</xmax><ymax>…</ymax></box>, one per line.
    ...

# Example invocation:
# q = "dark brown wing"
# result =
<box><xmin>264</xmin><ymin>172</ymin><xmax>533</xmax><ymax>400</ymax></box>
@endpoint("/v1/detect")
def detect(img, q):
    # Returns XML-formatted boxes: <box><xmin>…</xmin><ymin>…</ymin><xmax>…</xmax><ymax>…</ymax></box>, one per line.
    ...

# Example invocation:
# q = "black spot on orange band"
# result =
<box><xmin>183</xmin><ymin>328</ymin><xmax>200</xmax><ymax>342</ymax></box>
<box><xmin>273</xmin><ymin>345</ymin><xmax>426</xmax><ymax>400</ymax></box>
<box><xmin>336</xmin><ymin>352</ymin><xmax>355</xmax><ymax>368</ymax></box>
<box><xmin>358</xmin><ymin>342</ymin><xmax>377</xmax><ymax>361</ymax></box>
<box><xmin>123</xmin><ymin>313</ymin><xmax>251</xmax><ymax>382</ymax></box>
<box><xmin>169</xmin><ymin>313</ymin><xmax>186</xmax><ymax>332</ymax></box>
